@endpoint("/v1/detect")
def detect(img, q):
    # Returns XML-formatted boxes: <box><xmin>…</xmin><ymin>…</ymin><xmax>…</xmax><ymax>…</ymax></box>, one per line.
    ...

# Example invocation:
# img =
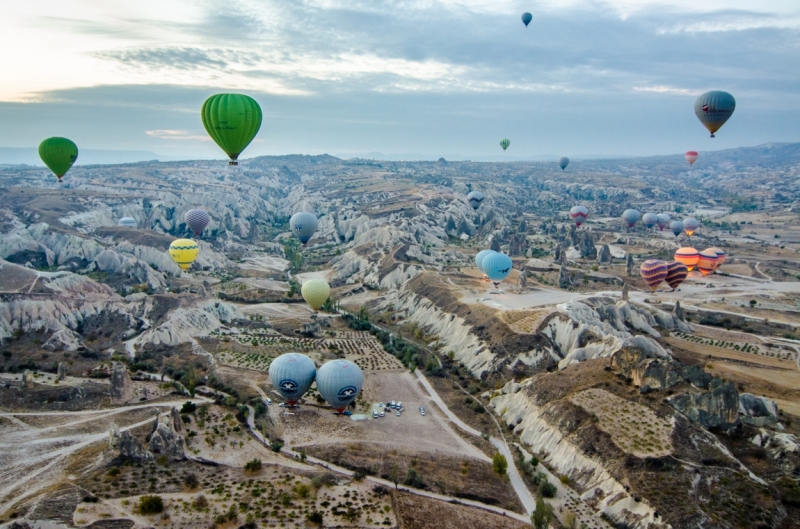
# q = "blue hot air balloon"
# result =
<box><xmin>475</xmin><ymin>250</ymin><xmax>496</xmax><ymax>273</ymax></box>
<box><xmin>316</xmin><ymin>360</ymin><xmax>364</xmax><ymax>413</ymax></box>
<box><xmin>521</xmin><ymin>12</ymin><xmax>532</xmax><ymax>27</ymax></box>
<box><xmin>268</xmin><ymin>353</ymin><xmax>317</xmax><ymax>406</ymax></box>
<box><xmin>482</xmin><ymin>252</ymin><xmax>513</xmax><ymax>285</ymax></box>
<box><xmin>642</xmin><ymin>213</ymin><xmax>658</xmax><ymax>229</ymax></box>
<box><xmin>290</xmin><ymin>212</ymin><xmax>318</xmax><ymax>245</ymax></box>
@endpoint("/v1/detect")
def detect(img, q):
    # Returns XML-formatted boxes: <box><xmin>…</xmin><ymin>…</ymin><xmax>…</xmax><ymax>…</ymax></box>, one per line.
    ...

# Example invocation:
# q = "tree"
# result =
<box><xmin>563</xmin><ymin>510</ymin><xmax>578</xmax><ymax>529</ymax></box>
<box><xmin>183</xmin><ymin>473</ymin><xmax>199</xmax><ymax>489</ymax></box>
<box><xmin>531</xmin><ymin>496</ymin><xmax>553</xmax><ymax>529</ymax></box>
<box><xmin>138</xmin><ymin>495</ymin><xmax>164</xmax><ymax>515</ymax></box>
<box><xmin>492</xmin><ymin>453</ymin><xmax>508</xmax><ymax>475</ymax></box>
<box><xmin>244</xmin><ymin>459</ymin><xmax>263</xmax><ymax>473</ymax></box>
<box><xmin>540</xmin><ymin>480</ymin><xmax>557</xmax><ymax>498</ymax></box>
<box><xmin>390</xmin><ymin>463</ymin><xmax>399</xmax><ymax>489</ymax></box>
<box><xmin>180</xmin><ymin>401</ymin><xmax>197</xmax><ymax>414</ymax></box>
<box><xmin>749</xmin><ymin>299</ymin><xmax>757</xmax><ymax>308</ymax></box>
<box><xmin>530</xmin><ymin>455</ymin><xmax>539</xmax><ymax>468</ymax></box>
<box><xmin>404</xmin><ymin>468</ymin><xmax>425</xmax><ymax>488</ymax></box>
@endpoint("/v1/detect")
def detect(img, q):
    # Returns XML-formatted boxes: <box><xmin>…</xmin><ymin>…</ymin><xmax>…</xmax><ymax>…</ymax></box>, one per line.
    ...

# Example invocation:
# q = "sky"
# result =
<box><xmin>1</xmin><ymin>0</ymin><xmax>799</xmax><ymax>161</ymax></box>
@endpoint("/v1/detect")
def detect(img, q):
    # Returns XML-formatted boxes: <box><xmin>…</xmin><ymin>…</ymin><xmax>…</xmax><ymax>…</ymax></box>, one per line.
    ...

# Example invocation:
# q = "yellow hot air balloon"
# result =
<box><xmin>301</xmin><ymin>278</ymin><xmax>331</xmax><ymax>310</ymax></box>
<box><xmin>169</xmin><ymin>239</ymin><xmax>199</xmax><ymax>270</ymax></box>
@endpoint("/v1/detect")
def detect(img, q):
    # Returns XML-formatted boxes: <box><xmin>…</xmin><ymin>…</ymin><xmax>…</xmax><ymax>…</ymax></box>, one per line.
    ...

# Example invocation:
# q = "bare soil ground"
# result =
<box><xmin>394</xmin><ymin>490</ymin><xmax>529</xmax><ymax>529</ymax></box>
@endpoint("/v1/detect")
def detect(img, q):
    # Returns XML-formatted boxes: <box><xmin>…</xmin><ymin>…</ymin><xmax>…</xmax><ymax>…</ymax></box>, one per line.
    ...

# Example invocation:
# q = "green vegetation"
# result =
<box><xmin>531</xmin><ymin>496</ymin><xmax>554</xmax><ymax>529</ymax></box>
<box><xmin>492</xmin><ymin>453</ymin><xmax>508</xmax><ymax>475</ymax></box>
<box><xmin>244</xmin><ymin>458</ymin><xmax>263</xmax><ymax>473</ymax></box>
<box><xmin>137</xmin><ymin>494</ymin><xmax>164</xmax><ymax>514</ymax></box>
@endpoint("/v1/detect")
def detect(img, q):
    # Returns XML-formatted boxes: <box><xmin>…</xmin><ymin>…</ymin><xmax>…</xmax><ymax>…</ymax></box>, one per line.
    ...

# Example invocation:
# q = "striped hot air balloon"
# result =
<box><xmin>569</xmin><ymin>205</ymin><xmax>589</xmax><ymax>226</ymax></box>
<box><xmin>500</xmin><ymin>139</ymin><xmax>510</xmax><ymax>151</ymax></box>
<box><xmin>707</xmin><ymin>247</ymin><xmax>727</xmax><ymax>268</ymax></box>
<box><xmin>665</xmin><ymin>261</ymin><xmax>688</xmax><ymax>290</ymax></box>
<box><xmin>674</xmin><ymin>247</ymin><xmax>699</xmax><ymax>271</ymax></box>
<box><xmin>685</xmin><ymin>151</ymin><xmax>699</xmax><ymax>165</ymax></box>
<box><xmin>169</xmin><ymin>239</ymin><xmax>199</xmax><ymax>271</ymax></box>
<box><xmin>696</xmin><ymin>250</ymin><xmax>719</xmax><ymax>276</ymax></box>
<box><xmin>640</xmin><ymin>260</ymin><xmax>668</xmax><ymax>291</ymax></box>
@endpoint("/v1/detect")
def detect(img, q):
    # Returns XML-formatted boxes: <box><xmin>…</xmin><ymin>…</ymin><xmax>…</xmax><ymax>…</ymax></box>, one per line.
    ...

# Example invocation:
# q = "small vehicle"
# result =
<box><xmin>396</xmin><ymin>411</ymin><xmax>401</xmax><ymax>417</ymax></box>
<box><xmin>419</xmin><ymin>406</ymin><xmax>424</xmax><ymax>412</ymax></box>
<box><xmin>373</xmin><ymin>410</ymin><xmax>378</xmax><ymax>418</ymax></box>
<box><xmin>421</xmin><ymin>411</ymin><xmax>426</xmax><ymax>416</ymax></box>
<box><xmin>379</xmin><ymin>402</ymin><xmax>384</xmax><ymax>408</ymax></box>
<box><xmin>398</xmin><ymin>401</ymin><xmax>403</xmax><ymax>409</ymax></box>
<box><xmin>265</xmin><ymin>398</ymin><xmax>272</xmax><ymax>404</ymax></box>
<box><xmin>380</xmin><ymin>411</ymin><xmax>385</xmax><ymax>417</ymax></box>
<box><xmin>278</xmin><ymin>403</ymin><xmax>286</xmax><ymax>407</ymax></box>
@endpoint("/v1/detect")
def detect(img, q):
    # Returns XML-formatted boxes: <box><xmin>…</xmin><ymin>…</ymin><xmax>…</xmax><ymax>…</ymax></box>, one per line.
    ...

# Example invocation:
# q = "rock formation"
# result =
<box><xmin>171</xmin><ymin>406</ymin><xmax>185</xmax><ymax>435</ymax></box>
<box><xmin>739</xmin><ymin>393</ymin><xmax>779</xmax><ymax>427</ymax></box>
<box><xmin>558</xmin><ymin>265</ymin><xmax>571</xmax><ymax>288</ymax></box>
<box><xmin>57</xmin><ymin>362</ymin><xmax>66</xmax><ymax>381</ymax></box>
<box><xmin>119</xmin><ymin>430</ymin><xmax>153</xmax><ymax>461</ymax></box>
<box><xmin>673</xmin><ymin>301</ymin><xmax>684</xmax><ymax>322</ymax></box>
<box><xmin>569</xmin><ymin>225</ymin><xmax>579</xmax><ymax>247</ymax></box>
<box><xmin>22</xmin><ymin>370</ymin><xmax>34</xmax><ymax>389</ymax></box>
<box><xmin>626</xmin><ymin>253</ymin><xmax>634</xmax><ymax>276</ymax></box>
<box><xmin>578</xmin><ymin>232</ymin><xmax>597</xmax><ymax>259</ymax></box>
<box><xmin>148</xmin><ymin>413</ymin><xmax>186</xmax><ymax>461</ymax></box>
<box><xmin>490</xmin><ymin>237</ymin><xmax>501</xmax><ymax>253</ymax></box>
<box><xmin>110</xmin><ymin>362</ymin><xmax>134</xmax><ymax>403</ymax></box>
<box><xmin>669</xmin><ymin>380</ymin><xmax>740</xmax><ymax>430</ymax></box>
<box><xmin>597</xmin><ymin>244</ymin><xmax>612</xmax><ymax>265</ymax></box>
<box><xmin>508</xmin><ymin>232</ymin><xmax>527</xmax><ymax>257</ymax></box>
<box><xmin>517</xmin><ymin>269</ymin><xmax>527</xmax><ymax>291</ymax></box>
<box><xmin>621</xmin><ymin>281</ymin><xmax>629</xmax><ymax>301</ymax></box>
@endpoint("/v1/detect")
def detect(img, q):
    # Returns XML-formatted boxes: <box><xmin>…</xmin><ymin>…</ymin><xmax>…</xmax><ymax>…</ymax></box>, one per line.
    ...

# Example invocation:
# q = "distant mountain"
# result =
<box><xmin>0</xmin><ymin>147</ymin><xmax>184</xmax><ymax>166</ymax></box>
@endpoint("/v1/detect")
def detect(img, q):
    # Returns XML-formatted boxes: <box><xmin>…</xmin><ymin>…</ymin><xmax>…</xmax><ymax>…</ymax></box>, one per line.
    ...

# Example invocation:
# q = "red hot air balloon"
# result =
<box><xmin>685</xmin><ymin>151</ymin><xmax>699</xmax><ymax>165</ymax></box>
<box><xmin>665</xmin><ymin>261</ymin><xmax>688</xmax><ymax>290</ymax></box>
<box><xmin>640</xmin><ymin>260</ymin><xmax>668</xmax><ymax>291</ymax></box>
<box><xmin>696</xmin><ymin>250</ymin><xmax>719</xmax><ymax>276</ymax></box>
<box><xmin>569</xmin><ymin>205</ymin><xmax>589</xmax><ymax>226</ymax></box>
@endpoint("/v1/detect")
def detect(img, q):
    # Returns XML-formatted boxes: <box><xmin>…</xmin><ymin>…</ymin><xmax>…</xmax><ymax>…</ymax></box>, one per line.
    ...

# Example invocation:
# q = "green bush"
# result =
<box><xmin>180</xmin><ymin>401</ymin><xmax>197</xmax><ymax>414</ymax></box>
<box><xmin>492</xmin><ymin>453</ymin><xmax>508</xmax><ymax>475</ymax></box>
<box><xmin>307</xmin><ymin>511</ymin><xmax>324</xmax><ymax>524</ymax></box>
<box><xmin>138</xmin><ymin>495</ymin><xmax>164</xmax><ymax>514</ymax></box>
<box><xmin>540</xmin><ymin>480</ymin><xmax>558</xmax><ymax>498</ymax></box>
<box><xmin>244</xmin><ymin>459</ymin><xmax>263</xmax><ymax>472</ymax></box>
<box><xmin>270</xmin><ymin>440</ymin><xmax>284</xmax><ymax>452</ymax></box>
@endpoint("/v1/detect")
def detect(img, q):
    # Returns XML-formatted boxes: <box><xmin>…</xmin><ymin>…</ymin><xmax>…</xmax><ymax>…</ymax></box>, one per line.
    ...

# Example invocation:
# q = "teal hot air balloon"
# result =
<box><xmin>500</xmin><ymin>139</ymin><xmax>510</xmax><ymax>151</ymax></box>
<box><xmin>482</xmin><ymin>252</ymin><xmax>513</xmax><ymax>286</ymax></box>
<box><xmin>642</xmin><ymin>213</ymin><xmax>658</xmax><ymax>229</ymax></box>
<box><xmin>695</xmin><ymin>91</ymin><xmax>735</xmax><ymax>138</ymax></box>
<box><xmin>268</xmin><ymin>353</ymin><xmax>317</xmax><ymax>406</ymax></box>
<box><xmin>559</xmin><ymin>157</ymin><xmax>569</xmax><ymax>170</ymax></box>
<box><xmin>201</xmin><ymin>93</ymin><xmax>262</xmax><ymax>165</ymax></box>
<box><xmin>521</xmin><ymin>12</ymin><xmax>532</xmax><ymax>27</ymax></box>
<box><xmin>475</xmin><ymin>249</ymin><xmax>496</xmax><ymax>273</ymax></box>
<box><xmin>670</xmin><ymin>220</ymin><xmax>684</xmax><ymax>237</ymax></box>
<box><xmin>622</xmin><ymin>209</ymin><xmax>641</xmax><ymax>228</ymax></box>
<box><xmin>316</xmin><ymin>359</ymin><xmax>364</xmax><ymax>413</ymax></box>
<box><xmin>290</xmin><ymin>212</ymin><xmax>318</xmax><ymax>245</ymax></box>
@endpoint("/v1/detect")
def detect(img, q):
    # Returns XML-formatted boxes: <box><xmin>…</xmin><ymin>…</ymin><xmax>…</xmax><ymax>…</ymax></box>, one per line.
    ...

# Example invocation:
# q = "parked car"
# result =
<box><xmin>396</xmin><ymin>411</ymin><xmax>401</xmax><ymax>417</ymax></box>
<box><xmin>373</xmin><ymin>410</ymin><xmax>378</xmax><ymax>418</ymax></box>
<box><xmin>265</xmin><ymin>398</ymin><xmax>272</xmax><ymax>404</ymax></box>
<box><xmin>380</xmin><ymin>411</ymin><xmax>385</xmax><ymax>417</ymax></box>
<box><xmin>421</xmin><ymin>410</ymin><xmax>426</xmax><ymax>416</ymax></box>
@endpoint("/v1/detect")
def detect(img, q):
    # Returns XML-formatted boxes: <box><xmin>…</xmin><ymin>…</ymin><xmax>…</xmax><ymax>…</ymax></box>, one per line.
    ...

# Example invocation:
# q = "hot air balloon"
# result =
<box><xmin>39</xmin><ymin>137</ymin><xmax>78</xmax><ymax>183</ymax></box>
<box><xmin>683</xmin><ymin>217</ymin><xmax>699</xmax><ymax>237</ymax></box>
<box><xmin>169</xmin><ymin>239</ymin><xmax>199</xmax><ymax>271</ymax></box>
<box><xmin>475</xmin><ymin>250</ymin><xmax>496</xmax><ymax>273</ymax></box>
<box><xmin>316</xmin><ymin>359</ymin><xmax>364</xmax><ymax>413</ymax></box>
<box><xmin>482</xmin><ymin>252</ymin><xmax>513</xmax><ymax>287</ymax></box>
<box><xmin>521</xmin><ymin>12</ymin><xmax>532</xmax><ymax>26</ymax></box>
<box><xmin>656</xmin><ymin>214</ymin><xmax>671</xmax><ymax>231</ymax></box>
<box><xmin>500</xmin><ymin>139</ymin><xmax>510</xmax><ymax>151</ymax></box>
<box><xmin>301</xmin><ymin>278</ymin><xmax>331</xmax><ymax>311</ymax></box>
<box><xmin>569</xmin><ymin>205</ymin><xmax>589</xmax><ymax>226</ymax></box>
<box><xmin>559</xmin><ymin>157</ymin><xmax>569</xmax><ymax>170</ymax></box>
<box><xmin>640</xmin><ymin>260</ymin><xmax>668</xmax><ymax>291</ymax></box>
<box><xmin>685</xmin><ymin>151</ymin><xmax>699</xmax><ymax>165</ymax></box>
<box><xmin>185</xmin><ymin>209</ymin><xmax>210</xmax><ymax>237</ymax></box>
<box><xmin>289</xmin><ymin>212</ymin><xmax>318</xmax><ymax>245</ymax></box>
<box><xmin>696</xmin><ymin>250</ymin><xmax>719</xmax><ymax>276</ymax></box>
<box><xmin>642</xmin><ymin>213</ymin><xmax>658</xmax><ymax>229</ymax></box>
<box><xmin>201</xmin><ymin>93</ymin><xmax>262</xmax><ymax>165</ymax></box>
<box><xmin>665</xmin><ymin>261</ymin><xmax>688</xmax><ymax>290</ymax></box>
<box><xmin>706</xmin><ymin>247</ymin><xmax>726</xmax><ymax>271</ymax></box>
<box><xmin>118</xmin><ymin>217</ymin><xmax>137</xmax><ymax>229</ymax></box>
<box><xmin>268</xmin><ymin>353</ymin><xmax>316</xmax><ymax>406</ymax></box>
<box><xmin>695</xmin><ymin>91</ymin><xmax>735</xmax><ymax>138</ymax></box>
<box><xmin>670</xmin><ymin>220</ymin><xmax>685</xmax><ymax>237</ymax></box>
<box><xmin>622</xmin><ymin>209</ymin><xmax>641</xmax><ymax>228</ymax></box>
<box><xmin>674</xmin><ymin>247</ymin><xmax>699</xmax><ymax>271</ymax></box>
<box><xmin>467</xmin><ymin>191</ymin><xmax>485</xmax><ymax>210</ymax></box>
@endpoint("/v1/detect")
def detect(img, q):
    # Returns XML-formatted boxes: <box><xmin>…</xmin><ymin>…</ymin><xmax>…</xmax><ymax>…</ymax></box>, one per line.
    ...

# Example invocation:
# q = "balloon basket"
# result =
<box><xmin>229</xmin><ymin>161</ymin><xmax>239</xmax><ymax>166</ymax></box>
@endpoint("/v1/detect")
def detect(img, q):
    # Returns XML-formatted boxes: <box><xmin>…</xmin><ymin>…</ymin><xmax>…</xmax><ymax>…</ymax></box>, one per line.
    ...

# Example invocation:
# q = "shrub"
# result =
<box><xmin>183</xmin><ymin>473</ymin><xmax>199</xmax><ymax>489</ymax></box>
<box><xmin>307</xmin><ymin>511</ymin><xmax>324</xmax><ymax>524</ymax></box>
<box><xmin>531</xmin><ymin>496</ymin><xmax>553</xmax><ymax>529</ymax></box>
<box><xmin>244</xmin><ymin>459</ymin><xmax>263</xmax><ymax>473</ymax></box>
<box><xmin>530</xmin><ymin>455</ymin><xmax>539</xmax><ymax>468</ymax></box>
<box><xmin>180</xmin><ymin>401</ymin><xmax>197</xmax><ymax>414</ymax></box>
<box><xmin>106</xmin><ymin>467</ymin><xmax>121</xmax><ymax>478</ymax></box>
<box><xmin>492</xmin><ymin>453</ymin><xmax>508</xmax><ymax>475</ymax></box>
<box><xmin>560</xmin><ymin>474</ymin><xmax>570</xmax><ymax>485</ymax></box>
<box><xmin>138</xmin><ymin>495</ymin><xmax>164</xmax><ymax>514</ymax></box>
<box><xmin>270</xmin><ymin>440</ymin><xmax>284</xmax><ymax>452</ymax></box>
<box><xmin>192</xmin><ymin>494</ymin><xmax>208</xmax><ymax>510</ymax></box>
<box><xmin>403</xmin><ymin>468</ymin><xmax>425</xmax><ymax>488</ymax></box>
<box><xmin>540</xmin><ymin>480</ymin><xmax>558</xmax><ymax>498</ymax></box>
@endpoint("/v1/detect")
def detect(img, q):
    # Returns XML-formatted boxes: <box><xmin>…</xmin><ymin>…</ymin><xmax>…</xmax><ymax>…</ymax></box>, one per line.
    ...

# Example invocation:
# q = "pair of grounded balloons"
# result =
<box><xmin>268</xmin><ymin>353</ymin><xmax>363</xmax><ymax>413</ymax></box>
<box><xmin>475</xmin><ymin>249</ymin><xmax>513</xmax><ymax>286</ymax></box>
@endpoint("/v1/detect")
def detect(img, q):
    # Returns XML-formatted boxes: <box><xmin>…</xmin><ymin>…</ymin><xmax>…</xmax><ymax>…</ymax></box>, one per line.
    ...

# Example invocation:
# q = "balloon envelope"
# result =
<box><xmin>642</xmin><ymin>213</ymin><xmax>658</xmax><ymax>229</ymax></box>
<box><xmin>500</xmin><ymin>139</ymin><xmax>510</xmax><ymax>151</ymax></box>
<box><xmin>685</xmin><ymin>151</ymin><xmax>699</xmax><ymax>165</ymax></box>
<box><xmin>569</xmin><ymin>205</ymin><xmax>589</xmax><ymax>226</ymax></box>
<box><xmin>640</xmin><ymin>260</ymin><xmax>668</xmax><ymax>290</ymax></box>
<box><xmin>467</xmin><ymin>191</ymin><xmax>485</xmax><ymax>210</ymax></box>
<box><xmin>656</xmin><ymin>214</ymin><xmax>671</xmax><ymax>231</ymax></box>
<box><xmin>290</xmin><ymin>212</ymin><xmax>319</xmax><ymax>245</ymax></box>
<box><xmin>118</xmin><ymin>217</ymin><xmax>137</xmax><ymax>229</ymax></box>
<box><xmin>521</xmin><ymin>12</ymin><xmax>532</xmax><ymax>26</ymax></box>
<box><xmin>201</xmin><ymin>94</ymin><xmax>262</xmax><ymax>165</ymax></box>
<box><xmin>622</xmin><ymin>209</ymin><xmax>641</xmax><ymax>228</ymax></box>
<box><xmin>674</xmin><ymin>247</ymin><xmax>699</xmax><ymax>271</ymax></box>
<box><xmin>316</xmin><ymin>360</ymin><xmax>364</xmax><ymax>413</ymax></box>
<box><xmin>559</xmin><ymin>157</ymin><xmax>569</xmax><ymax>170</ymax></box>
<box><xmin>711</xmin><ymin>247</ymin><xmax>727</xmax><ymax>266</ymax></box>
<box><xmin>475</xmin><ymin>250</ymin><xmax>496</xmax><ymax>273</ymax></box>
<box><xmin>169</xmin><ymin>239</ymin><xmax>199</xmax><ymax>271</ymax></box>
<box><xmin>683</xmin><ymin>217</ymin><xmax>699</xmax><ymax>236</ymax></box>
<box><xmin>39</xmin><ymin>137</ymin><xmax>78</xmax><ymax>182</ymax></box>
<box><xmin>697</xmin><ymin>250</ymin><xmax>719</xmax><ymax>276</ymax></box>
<box><xmin>665</xmin><ymin>261</ymin><xmax>688</xmax><ymax>290</ymax></box>
<box><xmin>695</xmin><ymin>91</ymin><xmax>735</xmax><ymax>137</ymax></box>
<box><xmin>185</xmin><ymin>209</ymin><xmax>210</xmax><ymax>237</ymax></box>
<box><xmin>268</xmin><ymin>353</ymin><xmax>316</xmax><ymax>405</ymax></box>
<box><xmin>301</xmin><ymin>278</ymin><xmax>331</xmax><ymax>310</ymax></box>
<box><xmin>670</xmin><ymin>220</ymin><xmax>685</xmax><ymax>237</ymax></box>
<box><xmin>482</xmin><ymin>252</ymin><xmax>512</xmax><ymax>283</ymax></box>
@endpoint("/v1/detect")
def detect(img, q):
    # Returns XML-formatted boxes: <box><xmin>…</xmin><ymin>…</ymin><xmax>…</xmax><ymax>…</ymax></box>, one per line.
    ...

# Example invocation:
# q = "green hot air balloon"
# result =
<box><xmin>500</xmin><ymin>139</ymin><xmax>510</xmax><ymax>151</ymax></box>
<box><xmin>695</xmin><ymin>91</ymin><xmax>735</xmax><ymax>138</ymax></box>
<box><xmin>201</xmin><ymin>94</ymin><xmax>262</xmax><ymax>165</ymax></box>
<box><xmin>39</xmin><ymin>137</ymin><xmax>78</xmax><ymax>183</ymax></box>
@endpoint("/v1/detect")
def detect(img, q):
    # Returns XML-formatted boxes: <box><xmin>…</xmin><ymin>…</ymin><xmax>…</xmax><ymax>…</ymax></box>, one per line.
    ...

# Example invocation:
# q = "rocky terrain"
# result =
<box><xmin>1</xmin><ymin>144</ymin><xmax>800</xmax><ymax>528</ymax></box>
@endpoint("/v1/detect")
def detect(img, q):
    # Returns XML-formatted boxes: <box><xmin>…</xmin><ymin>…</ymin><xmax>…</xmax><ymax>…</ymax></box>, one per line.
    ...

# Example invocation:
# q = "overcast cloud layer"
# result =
<box><xmin>2</xmin><ymin>0</ymin><xmax>799</xmax><ymax>160</ymax></box>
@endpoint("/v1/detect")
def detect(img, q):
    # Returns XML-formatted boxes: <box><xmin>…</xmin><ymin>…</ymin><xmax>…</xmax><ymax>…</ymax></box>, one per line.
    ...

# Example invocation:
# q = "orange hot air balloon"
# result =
<box><xmin>665</xmin><ymin>261</ymin><xmax>688</xmax><ymax>290</ymax></box>
<box><xmin>685</xmin><ymin>151</ymin><xmax>699</xmax><ymax>165</ymax></box>
<box><xmin>674</xmin><ymin>247</ymin><xmax>699</xmax><ymax>271</ymax></box>
<box><xmin>696</xmin><ymin>250</ymin><xmax>719</xmax><ymax>276</ymax></box>
<box><xmin>707</xmin><ymin>247</ymin><xmax>726</xmax><ymax>268</ymax></box>
<box><xmin>640</xmin><ymin>260</ymin><xmax>668</xmax><ymax>291</ymax></box>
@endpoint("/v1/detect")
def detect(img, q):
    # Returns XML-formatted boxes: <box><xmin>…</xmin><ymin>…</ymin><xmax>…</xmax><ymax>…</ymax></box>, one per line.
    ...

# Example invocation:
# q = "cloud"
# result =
<box><xmin>145</xmin><ymin>130</ymin><xmax>210</xmax><ymax>141</ymax></box>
